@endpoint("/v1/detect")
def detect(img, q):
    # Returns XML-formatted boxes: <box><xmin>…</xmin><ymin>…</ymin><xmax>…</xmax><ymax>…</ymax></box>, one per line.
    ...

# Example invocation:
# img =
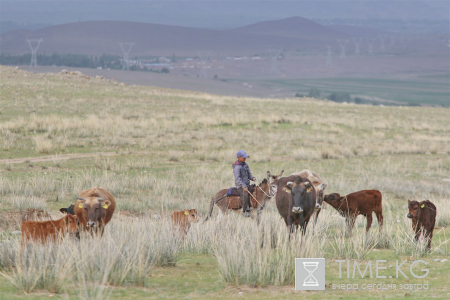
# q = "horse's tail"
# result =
<box><xmin>202</xmin><ymin>196</ymin><xmax>217</xmax><ymax>224</ymax></box>
<box><xmin>203</xmin><ymin>194</ymin><xmax>226</xmax><ymax>224</ymax></box>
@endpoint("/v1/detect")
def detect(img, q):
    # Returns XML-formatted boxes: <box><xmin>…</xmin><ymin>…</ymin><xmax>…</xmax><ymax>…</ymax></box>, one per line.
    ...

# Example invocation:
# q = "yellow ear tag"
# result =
<box><xmin>284</xmin><ymin>188</ymin><xmax>291</xmax><ymax>194</ymax></box>
<box><xmin>184</xmin><ymin>211</ymin><xmax>188</xmax><ymax>215</ymax></box>
<box><xmin>307</xmin><ymin>187</ymin><xmax>313</xmax><ymax>192</ymax></box>
<box><xmin>103</xmin><ymin>205</ymin><xmax>108</xmax><ymax>209</ymax></box>
<box><xmin>78</xmin><ymin>204</ymin><xmax>83</xmax><ymax>208</ymax></box>
<box><xmin>421</xmin><ymin>204</ymin><xmax>425</xmax><ymax>208</ymax></box>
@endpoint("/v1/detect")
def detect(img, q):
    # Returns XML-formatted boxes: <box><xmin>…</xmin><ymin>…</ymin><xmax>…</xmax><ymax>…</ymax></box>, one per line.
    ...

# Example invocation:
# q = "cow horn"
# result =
<box><xmin>286</xmin><ymin>181</ymin><xmax>293</xmax><ymax>188</ymax></box>
<box><xmin>77</xmin><ymin>197</ymin><xmax>85</xmax><ymax>200</ymax></box>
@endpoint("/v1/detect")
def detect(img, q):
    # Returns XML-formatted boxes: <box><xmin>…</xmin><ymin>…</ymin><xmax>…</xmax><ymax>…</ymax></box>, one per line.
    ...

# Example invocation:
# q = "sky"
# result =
<box><xmin>0</xmin><ymin>0</ymin><xmax>449</xmax><ymax>32</ymax></box>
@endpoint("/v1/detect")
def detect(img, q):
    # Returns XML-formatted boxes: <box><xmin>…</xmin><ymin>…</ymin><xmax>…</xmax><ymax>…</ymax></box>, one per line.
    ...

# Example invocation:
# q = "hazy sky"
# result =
<box><xmin>1</xmin><ymin>1</ymin><xmax>449</xmax><ymax>30</ymax></box>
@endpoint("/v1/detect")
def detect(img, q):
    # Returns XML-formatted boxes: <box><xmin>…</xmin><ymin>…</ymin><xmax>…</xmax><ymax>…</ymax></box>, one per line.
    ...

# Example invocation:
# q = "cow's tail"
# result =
<box><xmin>202</xmin><ymin>196</ymin><xmax>217</xmax><ymax>224</ymax></box>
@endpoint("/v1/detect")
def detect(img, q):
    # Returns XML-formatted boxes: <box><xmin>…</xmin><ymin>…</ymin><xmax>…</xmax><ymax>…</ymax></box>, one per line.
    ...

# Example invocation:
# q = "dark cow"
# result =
<box><xmin>74</xmin><ymin>187</ymin><xmax>116</xmax><ymax>236</ymax></box>
<box><xmin>324</xmin><ymin>190</ymin><xmax>383</xmax><ymax>235</ymax></box>
<box><xmin>407</xmin><ymin>200</ymin><xmax>436</xmax><ymax>249</ymax></box>
<box><xmin>276</xmin><ymin>175</ymin><xmax>316</xmax><ymax>235</ymax></box>
<box><xmin>59</xmin><ymin>205</ymin><xmax>75</xmax><ymax>215</ymax></box>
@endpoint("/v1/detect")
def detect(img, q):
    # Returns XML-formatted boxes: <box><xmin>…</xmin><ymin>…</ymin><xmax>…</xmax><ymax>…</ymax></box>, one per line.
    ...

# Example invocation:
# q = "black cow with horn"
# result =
<box><xmin>276</xmin><ymin>175</ymin><xmax>316</xmax><ymax>235</ymax></box>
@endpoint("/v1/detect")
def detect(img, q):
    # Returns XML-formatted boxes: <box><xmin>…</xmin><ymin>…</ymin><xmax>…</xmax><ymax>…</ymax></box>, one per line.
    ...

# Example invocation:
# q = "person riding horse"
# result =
<box><xmin>233</xmin><ymin>150</ymin><xmax>256</xmax><ymax>217</ymax></box>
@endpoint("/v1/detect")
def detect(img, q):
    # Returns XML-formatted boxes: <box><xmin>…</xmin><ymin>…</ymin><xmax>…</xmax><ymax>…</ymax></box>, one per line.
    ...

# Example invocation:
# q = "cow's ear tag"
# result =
<box><xmin>184</xmin><ymin>211</ymin><xmax>188</xmax><ymax>215</ymax></box>
<box><xmin>283</xmin><ymin>188</ymin><xmax>291</xmax><ymax>194</ymax></box>
<box><xmin>421</xmin><ymin>204</ymin><xmax>425</xmax><ymax>208</ymax></box>
<box><xmin>78</xmin><ymin>204</ymin><xmax>83</xmax><ymax>208</ymax></box>
<box><xmin>103</xmin><ymin>205</ymin><xmax>108</xmax><ymax>209</ymax></box>
<box><xmin>307</xmin><ymin>187</ymin><xmax>313</xmax><ymax>192</ymax></box>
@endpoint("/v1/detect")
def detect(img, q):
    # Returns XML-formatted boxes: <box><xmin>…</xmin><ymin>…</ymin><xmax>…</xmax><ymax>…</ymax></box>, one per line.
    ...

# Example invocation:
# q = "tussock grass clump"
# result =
<box><xmin>212</xmin><ymin>214</ymin><xmax>326</xmax><ymax>287</ymax></box>
<box><xmin>8</xmin><ymin>195</ymin><xmax>47</xmax><ymax>211</ymax></box>
<box><xmin>0</xmin><ymin>217</ymin><xmax>179</xmax><ymax>294</ymax></box>
<box><xmin>33</xmin><ymin>135</ymin><xmax>53</xmax><ymax>154</ymax></box>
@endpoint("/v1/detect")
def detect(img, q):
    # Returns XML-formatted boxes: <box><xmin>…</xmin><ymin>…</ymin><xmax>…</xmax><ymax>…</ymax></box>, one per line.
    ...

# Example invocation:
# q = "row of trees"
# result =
<box><xmin>296</xmin><ymin>88</ymin><xmax>369</xmax><ymax>105</ymax></box>
<box><xmin>0</xmin><ymin>53</ymin><xmax>123</xmax><ymax>69</ymax></box>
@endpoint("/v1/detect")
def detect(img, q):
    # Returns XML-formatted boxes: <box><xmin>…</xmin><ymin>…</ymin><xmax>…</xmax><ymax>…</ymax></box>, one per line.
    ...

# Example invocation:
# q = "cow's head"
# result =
<box><xmin>63</xmin><ymin>214</ymin><xmax>79</xmax><ymax>233</ymax></box>
<box><xmin>267</xmin><ymin>170</ymin><xmax>284</xmax><ymax>196</ymax></box>
<box><xmin>186</xmin><ymin>209</ymin><xmax>199</xmax><ymax>223</ymax></box>
<box><xmin>76</xmin><ymin>197</ymin><xmax>111</xmax><ymax>228</ymax></box>
<box><xmin>323</xmin><ymin>193</ymin><xmax>344</xmax><ymax>209</ymax></box>
<box><xmin>60</xmin><ymin>204</ymin><xmax>75</xmax><ymax>215</ymax></box>
<box><xmin>407</xmin><ymin>200</ymin><xmax>421</xmax><ymax>219</ymax></box>
<box><xmin>285</xmin><ymin>179</ymin><xmax>313</xmax><ymax>214</ymax></box>
<box><xmin>316</xmin><ymin>183</ymin><xmax>328</xmax><ymax>208</ymax></box>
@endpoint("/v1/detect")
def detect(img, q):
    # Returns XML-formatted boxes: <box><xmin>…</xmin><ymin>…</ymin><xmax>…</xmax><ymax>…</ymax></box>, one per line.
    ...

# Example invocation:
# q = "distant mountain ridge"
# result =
<box><xmin>0</xmin><ymin>17</ymin><xmax>384</xmax><ymax>56</ymax></box>
<box><xmin>231</xmin><ymin>16</ymin><xmax>340</xmax><ymax>39</ymax></box>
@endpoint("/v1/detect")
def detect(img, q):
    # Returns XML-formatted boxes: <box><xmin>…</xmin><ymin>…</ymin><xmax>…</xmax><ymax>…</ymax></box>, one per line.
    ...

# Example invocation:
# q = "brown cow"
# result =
<box><xmin>323</xmin><ymin>190</ymin><xmax>383</xmax><ymax>235</ymax></box>
<box><xmin>407</xmin><ymin>200</ymin><xmax>436</xmax><ymax>249</ymax></box>
<box><xmin>74</xmin><ymin>187</ymin><xmax>116</xmax><ymax>236</ymax></box>
<box><xmin>171</xmin><ymin>209</ymin><xmax>199</xmax><ymax>238</ymax></box>
<box><xmin>21</xmin><ymin>214</ymin><xmax>78</xmax><ymax>246</ymax></box>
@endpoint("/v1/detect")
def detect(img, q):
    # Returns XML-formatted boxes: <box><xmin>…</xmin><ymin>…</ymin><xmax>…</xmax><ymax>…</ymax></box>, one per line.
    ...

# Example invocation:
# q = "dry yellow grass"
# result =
<box><xmin>0</xmin><ymin>65</ymin><xmax>449</xmax><ymax>298</ymax></box>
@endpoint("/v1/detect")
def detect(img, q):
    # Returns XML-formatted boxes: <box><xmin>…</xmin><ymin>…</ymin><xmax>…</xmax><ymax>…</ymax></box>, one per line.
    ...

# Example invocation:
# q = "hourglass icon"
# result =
<box><xmin>302</xmin><ymin>262</ymin><xmax>319</xmax><ymax>286</ymax></box>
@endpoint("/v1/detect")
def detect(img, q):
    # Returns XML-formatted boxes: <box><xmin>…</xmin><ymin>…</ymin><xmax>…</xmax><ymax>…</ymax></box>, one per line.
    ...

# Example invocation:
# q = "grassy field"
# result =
<box><xmin>0</xmin><ymin>65</ymin><xmax>450</xmax><ymax>299</ymax></box>
<box><xmin>242</xmin><ymin>75</ymin><xmax>450</xmax><ymax>106</ymax></box>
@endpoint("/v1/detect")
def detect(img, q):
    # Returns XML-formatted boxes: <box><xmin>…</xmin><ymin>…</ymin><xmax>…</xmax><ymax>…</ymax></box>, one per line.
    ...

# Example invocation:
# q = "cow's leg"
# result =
<box><xmin>301</xmin><ymin>217</ymin><xmax>311</xmax><ymax>236</ymax></box>
<box><xmin>426</xmin><ymin>224</ymin><xmax>435</xmax><ymax>249</ymax></box>
<box><xmin>312</xmin><ymin>209</ymin><xmax>321</xmax><ymax>234</ymax></box>
<box><xmin>366</xmin><ymin>214</ymin><xmax>373</xmax><ymax>232</ymax></box>
<box><xmin>287</xmin><ymin>216</ymin><xmax>296</xmax><ymax>241</ymax></box>
<box><xmin>345</xmin><ymin>217</ymin><xmax>356</xmax><ymax>237</ymax></box>
<box><xmin>414</xmin><ymin>229</ymin><xmax>420</xmax><ymax>243</ymax></box>
<box><xmin>375</xmin><ymin>209</ymin><xmax>383</xmax><ymax>235</ymax></box>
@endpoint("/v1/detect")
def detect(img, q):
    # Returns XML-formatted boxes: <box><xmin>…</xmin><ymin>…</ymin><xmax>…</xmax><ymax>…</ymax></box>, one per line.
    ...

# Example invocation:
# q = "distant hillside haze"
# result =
<box><xmin>1</xmin><ymin>0</ymin><xmax>448</xmax><ymax>33</ymax></box>
<box><xmin>231</xmin><ymin>16</ymin><xmax>339</xmax><ymax>39</ymax></box>
<box><xmin>0</xmin><ymin>17</ymin><xmax>354</xmax><ymax>56</ymax></box>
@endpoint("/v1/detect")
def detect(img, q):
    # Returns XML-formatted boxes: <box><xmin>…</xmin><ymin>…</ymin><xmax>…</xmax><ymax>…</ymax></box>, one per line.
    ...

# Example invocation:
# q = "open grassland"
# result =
<box><xmin>0</xmin><ymin>66</ymin><xmax>450</xmax><ymax>299</ymax></box>
<box><xmin>244</xmin><ymin>75</ymin><xmax>450</xmax><ymax>106</ymax></box>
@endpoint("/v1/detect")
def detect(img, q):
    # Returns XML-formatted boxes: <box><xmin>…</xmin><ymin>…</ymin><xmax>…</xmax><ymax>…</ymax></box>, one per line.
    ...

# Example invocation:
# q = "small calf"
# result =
<box><xmin>21</xmin><ymin>214</ymin><xmax>79</xmax><ymax>246</ymax></box>
<box><xmin>324</xmin><ymin>190</ymin><xmax>383</xmax><ymax>235</ymax></box>
<box><xmin>407</xmin><ymin>200</ymin><xmax>436</xmax><ymax>249</ymax></box>
<box><xmin>171</xmin><ymin>209</ymin><xmax>199</xmax><ymax>238</ymax></box>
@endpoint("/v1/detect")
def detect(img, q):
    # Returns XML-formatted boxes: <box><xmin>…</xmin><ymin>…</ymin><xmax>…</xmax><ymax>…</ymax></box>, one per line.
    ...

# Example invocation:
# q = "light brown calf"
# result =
<box><xmin>171</xmin><ymin>209</ymin><xmax>199</xmax><ymax>238</ymax></box>
<box><xmin>21</xmin><ymin>214</ymin><xmax>78</xmax><ymax>246</ymax></box>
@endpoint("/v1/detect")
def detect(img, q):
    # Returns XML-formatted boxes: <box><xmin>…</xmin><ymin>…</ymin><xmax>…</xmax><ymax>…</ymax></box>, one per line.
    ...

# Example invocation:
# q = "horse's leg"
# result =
<box><xmin>217</xmin><ymin>208</ymin><xmax>223</xmax><ymax>222</ymax></box>
<box><xmin>256</xmin><ymin>205</ymin><xmax>264</xmax><ymax>225</ymax></box>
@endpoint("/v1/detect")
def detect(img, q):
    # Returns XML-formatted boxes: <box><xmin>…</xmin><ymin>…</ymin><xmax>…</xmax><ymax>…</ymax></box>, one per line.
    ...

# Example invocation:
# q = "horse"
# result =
<box><xmin>203</xmin><ymin>170</ymin><xmax>284</xmax><ymax>224</ymax></box>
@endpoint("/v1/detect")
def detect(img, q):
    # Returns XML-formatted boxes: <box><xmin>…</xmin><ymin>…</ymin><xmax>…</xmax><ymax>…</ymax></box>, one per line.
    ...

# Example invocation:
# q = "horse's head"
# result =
<box><xmin>267</xmin><ymin>170</ymin><xmax>284</xmax><ymax>196</ymax></box>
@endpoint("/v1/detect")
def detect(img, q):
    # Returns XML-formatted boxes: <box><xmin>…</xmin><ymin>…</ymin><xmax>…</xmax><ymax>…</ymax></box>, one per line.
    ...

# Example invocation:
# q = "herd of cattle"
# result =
<box><xmin>20</xmin><ymin>169</ymin><xmax>437</xmax><ymax>249</ymax></box>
